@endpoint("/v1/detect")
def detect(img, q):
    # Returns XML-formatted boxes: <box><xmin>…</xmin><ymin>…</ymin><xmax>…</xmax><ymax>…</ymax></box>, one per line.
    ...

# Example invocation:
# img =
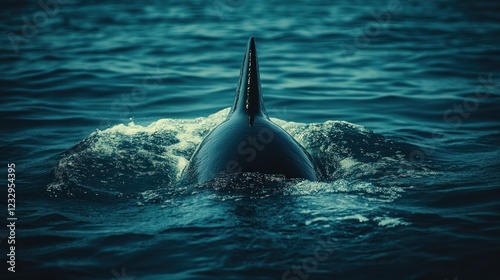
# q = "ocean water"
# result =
<box><xmin>1</xmin><ymin>0</ymin><xmax>499</xmax><ymax>279</ymax></box>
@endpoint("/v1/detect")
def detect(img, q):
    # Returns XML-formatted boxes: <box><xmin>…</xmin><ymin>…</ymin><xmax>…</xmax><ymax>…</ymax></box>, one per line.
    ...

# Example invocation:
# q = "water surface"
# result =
<box><xmin>1</xmin><ymin>0</ymin><xmax>499</xmax><ymax>279</ymax></box>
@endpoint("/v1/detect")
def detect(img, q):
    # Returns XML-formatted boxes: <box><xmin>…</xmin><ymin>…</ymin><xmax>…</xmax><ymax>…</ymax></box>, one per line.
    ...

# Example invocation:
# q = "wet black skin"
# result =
<box><xmin>181</xmin><ymin>37</ymin><xmax>318</xmax><ymax>185</ymax></box>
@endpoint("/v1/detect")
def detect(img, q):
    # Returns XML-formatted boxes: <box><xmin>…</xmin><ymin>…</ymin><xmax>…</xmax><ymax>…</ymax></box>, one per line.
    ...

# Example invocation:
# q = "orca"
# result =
<box><xmin>181</xmin><ymin>37</ymin><xmax>318</xmax><ymax>185</ymax></box>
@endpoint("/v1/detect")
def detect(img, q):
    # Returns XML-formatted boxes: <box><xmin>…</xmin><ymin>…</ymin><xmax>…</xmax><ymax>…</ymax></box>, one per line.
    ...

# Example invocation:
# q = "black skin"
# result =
<box><xmin>181</xmin><ymin>37</ymin><xmax>318</xmax><ymax>185</ymax></box>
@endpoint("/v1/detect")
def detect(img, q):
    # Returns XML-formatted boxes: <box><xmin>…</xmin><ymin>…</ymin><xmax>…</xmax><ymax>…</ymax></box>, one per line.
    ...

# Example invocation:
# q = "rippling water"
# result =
<box><xmin>1</xmin><ymin>0</ymin><xmax>499</xmax><ymax>279</ymax></box>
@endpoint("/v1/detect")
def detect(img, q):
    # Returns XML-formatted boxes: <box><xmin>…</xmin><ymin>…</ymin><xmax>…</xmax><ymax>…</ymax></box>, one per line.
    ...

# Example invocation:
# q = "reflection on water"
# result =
<box><xmin>1</xmin><ymin>0</ymin><xmax>499</xmax><ymax>279</ymax></box>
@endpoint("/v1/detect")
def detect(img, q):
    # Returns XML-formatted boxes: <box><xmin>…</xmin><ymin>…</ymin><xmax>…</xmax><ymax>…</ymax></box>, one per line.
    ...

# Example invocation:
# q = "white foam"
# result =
<box><xmin>373</xmin><ymin>216</ymin><xmax>411</xmax><ymax>228</ymax></box>
<box><xmin>305</xmin><ymin>216</ymin><xmax>330</xmax><ymax>225</ymax></box>
<box><xmin>337</xmin><ymin>214</ymin><xmax>369</xmax><ymax>222</ymax></box>
<box><xmin>49</xmin><ymin>107</ymin><xmax>418</xmax><ymax>204</ymax></box>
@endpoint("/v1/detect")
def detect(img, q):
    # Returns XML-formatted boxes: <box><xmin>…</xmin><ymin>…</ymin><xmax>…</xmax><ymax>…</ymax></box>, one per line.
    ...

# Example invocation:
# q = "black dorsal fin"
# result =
<box><xmin>229</xmin><ymin>37</ymin><xmax>267</xmax><ymax>125</ymax></box>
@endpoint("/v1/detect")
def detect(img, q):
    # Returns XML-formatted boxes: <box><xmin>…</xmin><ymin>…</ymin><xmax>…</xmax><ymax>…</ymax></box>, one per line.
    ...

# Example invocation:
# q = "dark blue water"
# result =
<box><xmin>1</xmin><ymin>0</ymin><xmax>499</xmax><ymax>279</ymax></box>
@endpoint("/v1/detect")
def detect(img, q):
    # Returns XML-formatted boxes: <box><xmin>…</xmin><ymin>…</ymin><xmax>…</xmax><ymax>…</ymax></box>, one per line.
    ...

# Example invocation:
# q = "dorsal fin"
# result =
<box><xmin>228</xmin><ymin>37</ymin><xmax>267</xmax><ymax>125</ymax></box>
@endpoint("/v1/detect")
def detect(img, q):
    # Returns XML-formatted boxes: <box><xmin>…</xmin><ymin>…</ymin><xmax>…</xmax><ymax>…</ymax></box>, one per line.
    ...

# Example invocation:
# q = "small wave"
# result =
<box><xmin>48</xmin><ymin>108</ymin><xmax>425</xmax><ymax>199</ymax></box>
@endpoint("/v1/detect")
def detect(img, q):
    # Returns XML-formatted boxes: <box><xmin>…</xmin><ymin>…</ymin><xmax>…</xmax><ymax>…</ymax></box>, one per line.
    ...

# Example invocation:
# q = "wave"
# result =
<box><xmin>47</xmin><ymin>108</ymin><xmax>430</xmax><ymax>201</ymax></box>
